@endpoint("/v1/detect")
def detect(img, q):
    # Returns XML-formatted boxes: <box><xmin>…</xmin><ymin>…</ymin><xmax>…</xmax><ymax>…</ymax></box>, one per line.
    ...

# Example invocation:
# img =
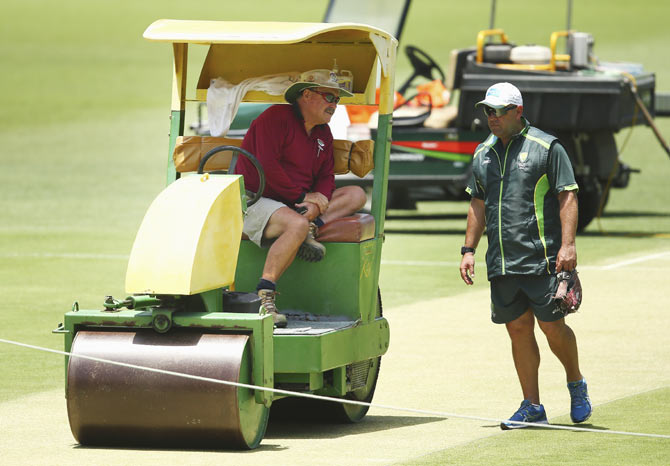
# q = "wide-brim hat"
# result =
<box><xmin>284</xmin><ymin>69</ymin><xmax>353</xmax><ymax>103</ymax></box>
<box><xmin>475</xmin><ymin>82</ymin><xmax>523</xmax><ymax>109</ymax></box>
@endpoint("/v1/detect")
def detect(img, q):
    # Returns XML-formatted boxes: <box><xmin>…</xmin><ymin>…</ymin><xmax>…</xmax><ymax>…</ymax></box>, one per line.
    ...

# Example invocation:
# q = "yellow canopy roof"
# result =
<box><xmin>144</xmin><ymin>20</ymin><xmax>397</xmax><ymax>106</ymax></box>
<box><xmin>143</xmin><ymin>19</ymin><xmax>394</xmax><ymax>45</ymax></box>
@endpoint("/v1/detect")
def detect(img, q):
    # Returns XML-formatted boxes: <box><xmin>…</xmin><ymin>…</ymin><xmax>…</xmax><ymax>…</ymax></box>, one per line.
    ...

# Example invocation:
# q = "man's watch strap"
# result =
<box><xmin>461</xmin><ymin>246</ymin><xmax>476</xmax><ymax>255</ymax></box>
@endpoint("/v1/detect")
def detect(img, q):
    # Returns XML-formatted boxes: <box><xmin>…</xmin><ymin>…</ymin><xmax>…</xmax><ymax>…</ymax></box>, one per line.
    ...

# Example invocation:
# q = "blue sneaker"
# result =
<box><xmin>568</xmin><ymin>379</ymin><xmax>592</xmax><ymax>423</ymax></box>
<box><xmin>500</xmin><ymin>400</ymin><xmax>549</xmax><ymax>430</ymax></box>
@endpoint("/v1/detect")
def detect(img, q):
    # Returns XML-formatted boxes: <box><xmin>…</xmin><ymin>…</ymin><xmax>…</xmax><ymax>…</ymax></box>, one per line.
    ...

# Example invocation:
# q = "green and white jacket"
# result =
<box><xmin>466</xmin><ymin>119</ymin><xmax>579</xmax><ymax>279</ymax></box>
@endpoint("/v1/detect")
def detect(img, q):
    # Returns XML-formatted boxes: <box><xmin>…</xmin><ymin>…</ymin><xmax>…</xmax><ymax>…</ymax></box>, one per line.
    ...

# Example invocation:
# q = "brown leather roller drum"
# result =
<box><xmin>66</xmin><ymin>329</ymin><xmax>268</xmax><ymax>449</ymax></box>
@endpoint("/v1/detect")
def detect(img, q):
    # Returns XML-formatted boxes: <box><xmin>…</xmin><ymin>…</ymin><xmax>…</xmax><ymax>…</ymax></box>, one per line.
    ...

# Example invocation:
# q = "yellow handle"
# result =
<box><xmin>549</xmin><ymin>30</ymin><xmax>572</xmax><ymax>71</ymax></box>
<box><xmin>476</xmin><ymin>29</ymin><xmax>509</xmax><ymax>64</ymax></box>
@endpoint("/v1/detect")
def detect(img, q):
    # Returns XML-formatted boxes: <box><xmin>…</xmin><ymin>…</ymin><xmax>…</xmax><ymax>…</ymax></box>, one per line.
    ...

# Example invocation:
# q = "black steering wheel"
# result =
<box><xmin>398</xmin><ymin>45</ymin><xmax>446</xmax><ymax>95</ymax></box>
<box><xmin>198</xmin><ymin>145</ymin><xmax>265</xmax><ymax>207</ymax></box>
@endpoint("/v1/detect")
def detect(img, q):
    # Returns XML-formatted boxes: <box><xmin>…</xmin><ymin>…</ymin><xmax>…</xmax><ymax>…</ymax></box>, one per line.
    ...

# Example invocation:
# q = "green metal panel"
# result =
<box><xmin>199</xmin><ymin>288</ymin><xmax>223</xmax><ymax>314</ymax></box>
<box><xmin>370</xmin><ymin>112</ymin><xmax>392</xmax><ymax>236</ymax></box>
<box><xmin>390</xmin><ymin>128</ymin><xmax>485</xmax><ymax>142</ymax></box>
<box><xmin>235</xmin><ymin>239</ymin><xmax>381</xmax><ymax>321</ymax></box>
<box><xmin>166</xmin><ymin>109</ymin><xmax>184</xmax><ymax>185</ymax></box>
<box><xmin>388</xmin><ymin>159</ymin><xmax>470</xmax><ymax>176</ymax></box>
<box><xmin>390</xmin><ymin>145</ymin><xmax>473</xmax><ymax>164</ymax></box>
<box><xmin>364</xmin><ymin>112</ymin><xmax>393</xmax><ymax>320</ymax></box>
<box><xmin>332</xmin><ymin>366</ymin><xmax>347</xmax><ymax>395</ymax></box>
<box><xmin>230</xmin><ymin>103</ymin><xmax>271</xmax><ymax>129</ymax></box>
<box><xmin>309</xmin><ymin>372</ymin><xmax>324</xmax><ymax>391</ymax></box>
<box><xmin>272</xmin><ymin>316</ymin><xmax>389</xmax><ymax>373</ymax></box>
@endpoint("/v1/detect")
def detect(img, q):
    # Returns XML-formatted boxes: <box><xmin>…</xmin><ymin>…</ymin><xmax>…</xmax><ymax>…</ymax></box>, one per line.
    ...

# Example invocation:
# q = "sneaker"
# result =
<box><xmin>257</xmin><ymin>289</ymin><xmax>287</xmax><ymax>328</ymax></box>
<box><xmin>568</xmin><ymin>379</ymin><xmax>592</xmax><ymax>423</ymax></box>
<box><xmin>500</xmin><ymin>400</ymin><xmax>549</xmax><ymax>430</ymax></box>
<box><xmin>297</xmin><ymin>222</ymin><xmax>326</xmax><ymax>262</ymax></box>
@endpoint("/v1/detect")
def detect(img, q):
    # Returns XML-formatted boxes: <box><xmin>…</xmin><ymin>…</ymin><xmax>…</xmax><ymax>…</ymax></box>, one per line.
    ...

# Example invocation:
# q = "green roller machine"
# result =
<box><xmin>54</xmin><ymin>20</ymin><xmax>398</xmax><ymax>449</ymax></box>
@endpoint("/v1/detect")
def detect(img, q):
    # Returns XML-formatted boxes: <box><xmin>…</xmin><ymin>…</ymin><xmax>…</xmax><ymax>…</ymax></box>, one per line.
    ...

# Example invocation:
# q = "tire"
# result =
<box><xmin>576</xmin><ymin>176</ymin><xmax>603</xmax><ymax>231</ymax></box>
<box><xmin>269</xmin><ymin>290</ymin><xmax>383</xmax><ymax>423</ymax></box>
<box><xmin>387</xmin><ymin>187</ymin><xmax>416</xmax><ymax>210</ymax></box>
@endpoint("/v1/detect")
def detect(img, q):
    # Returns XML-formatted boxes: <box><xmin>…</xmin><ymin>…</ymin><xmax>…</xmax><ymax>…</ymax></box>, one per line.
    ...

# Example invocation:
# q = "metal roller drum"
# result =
<box><xmin>66</xmin><ymin>329</ymin><xmax>269</xmax><ymax>449</ymax></box>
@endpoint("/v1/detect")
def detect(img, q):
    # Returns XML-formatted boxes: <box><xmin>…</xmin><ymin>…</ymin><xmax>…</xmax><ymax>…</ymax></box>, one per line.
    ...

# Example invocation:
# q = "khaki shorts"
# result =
<box><xmin>243</xmin><ymin>197</ymin><xmax>286</xmax><ymax>247</ymax></box>
<box><xmin>489</xmin><ymin>274</ymin><xmax>561</xmax><ymax>324</ymax></box>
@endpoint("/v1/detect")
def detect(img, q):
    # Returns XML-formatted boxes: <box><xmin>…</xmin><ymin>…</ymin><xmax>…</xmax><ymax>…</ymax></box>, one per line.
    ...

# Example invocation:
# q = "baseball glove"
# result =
<box><xmin>552</xmin><ymin>270</ymin><xmax>582</xmax><ymax>315</ymax></box>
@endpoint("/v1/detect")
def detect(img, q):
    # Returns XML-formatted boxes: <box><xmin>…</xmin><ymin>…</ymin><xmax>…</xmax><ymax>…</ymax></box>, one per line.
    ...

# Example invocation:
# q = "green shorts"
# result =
<box><xmin>489</xmin><ymin>274</ymin><xmax>561</xmax><ymax>324</ymax></box>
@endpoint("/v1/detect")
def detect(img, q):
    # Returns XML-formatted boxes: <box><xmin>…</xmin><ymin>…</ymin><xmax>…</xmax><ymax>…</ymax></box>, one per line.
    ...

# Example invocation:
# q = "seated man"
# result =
<box><xmin>235</xmin><ymin>70</ymin><xmax>367</xmax><ymax>328</ymax></box>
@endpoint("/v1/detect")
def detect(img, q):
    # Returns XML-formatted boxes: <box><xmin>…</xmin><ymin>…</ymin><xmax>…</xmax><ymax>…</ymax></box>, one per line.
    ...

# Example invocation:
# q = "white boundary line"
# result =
<box><xmin>0</xmin><ymin>252</ymin><xmax>128</xmax><ymax>260</ymax></box>
<box><xmin>601</xmin><ymin>251</ymin><xmax>670</xmax><ymax>270</ymax></box>
<box><xmin>1</xmin><ymin>338</ymin><xmax>668</xmax><ymax>440</ymax></box>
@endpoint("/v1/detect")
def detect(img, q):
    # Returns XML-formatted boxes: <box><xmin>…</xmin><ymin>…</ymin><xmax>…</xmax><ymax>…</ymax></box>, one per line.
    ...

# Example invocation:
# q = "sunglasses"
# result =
<box><xmin>310</xmin><ymin>89</ymin><xmax>341</xmax><ymax>104</ymax></box>
<box><xmin>483</xmin><ymin>105</ymin><xmax>517</xmax><ymax>117</ymax></box>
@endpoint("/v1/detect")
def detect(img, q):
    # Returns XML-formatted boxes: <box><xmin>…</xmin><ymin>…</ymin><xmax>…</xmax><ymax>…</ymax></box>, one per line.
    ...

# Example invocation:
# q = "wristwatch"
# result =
<box><xmin>461</xmin><ymin>246</ymin><xmax>476</xmax><ymax>255</ymax></box>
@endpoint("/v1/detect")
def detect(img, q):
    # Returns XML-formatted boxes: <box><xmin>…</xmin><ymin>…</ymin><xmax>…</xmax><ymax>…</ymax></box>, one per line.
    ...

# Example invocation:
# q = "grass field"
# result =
<box><xmin>1</xmin><ymin>0</ymin><xmax>669</xmax><ymax>464</ymax></box>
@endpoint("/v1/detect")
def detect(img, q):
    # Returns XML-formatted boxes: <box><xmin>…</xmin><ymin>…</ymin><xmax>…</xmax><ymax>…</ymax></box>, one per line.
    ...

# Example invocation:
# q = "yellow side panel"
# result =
<box><xmin>125</xmin><ymin>175</ymin><xmax>243</xmax><ymax>295</ymax></box>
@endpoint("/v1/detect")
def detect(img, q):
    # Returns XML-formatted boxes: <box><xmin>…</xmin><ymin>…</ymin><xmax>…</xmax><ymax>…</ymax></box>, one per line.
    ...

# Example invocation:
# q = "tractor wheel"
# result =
<box><xmin>387</xmin><ymin>187</ymin><xmax>416</xmax><ymax>210</ymax></box>
<box><xmin>269</xmin><ymin>290</ymin><xmax>384</xmax><ymax>423</ymax></box>
<box><xmin>330</xmin><ymin>357</ymin><xmax>381</xmax><ymax>422</ymax></box>
<box><xmin>576</xmin><ymin>176</ymin><xmax>603</xmax><ymax>231</ymax></box>
<box><xmin>317</xmin><ymin>289</ymin><xmax>383</xmax><ymax>423</ymax></box>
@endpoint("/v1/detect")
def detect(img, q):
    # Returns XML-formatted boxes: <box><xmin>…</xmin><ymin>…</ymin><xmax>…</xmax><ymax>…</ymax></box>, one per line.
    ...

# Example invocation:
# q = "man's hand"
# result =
<box><xmin>460</xmin><ymin>253</ymin><xmax>476</xmax><ymax>285</ymax></box>
<box><xmin>556</xmin><ymin>243</ymin><xmax>577</xmax><ymax>273</ymax></box>
<box><xmin>459</xmin><ymin>198</ymin><xmax>485</xmax><ymax>286</ymax></box>
<box><xmin>299</xmin><ymin>192</ymin><xmax>329</xmax><ymax>214</ymax></box>
<box><xmin>294</xmin><ymin>202</ymin><xmax>320</xmax><ymax>221</ymax></box>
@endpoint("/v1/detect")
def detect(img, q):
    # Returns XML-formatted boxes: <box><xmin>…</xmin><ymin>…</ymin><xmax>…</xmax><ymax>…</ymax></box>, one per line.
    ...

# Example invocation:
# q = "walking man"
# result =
<box><xmin>459</xmin><ymin>82</ymin><xmax>592</xmax><ymax>429</ymax></box>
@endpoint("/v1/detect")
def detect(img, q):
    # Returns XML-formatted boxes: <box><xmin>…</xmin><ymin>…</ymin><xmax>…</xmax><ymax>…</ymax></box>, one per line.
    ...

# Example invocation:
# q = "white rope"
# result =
<box><xmin>4</xmin><ymin>251</ymin><xmax>669</xmax><ymax>269</ymax></box>
<box><xmin>1</xmin><ymin>338</ymin><xmax>668</xmax><ymax>439</ymax></box>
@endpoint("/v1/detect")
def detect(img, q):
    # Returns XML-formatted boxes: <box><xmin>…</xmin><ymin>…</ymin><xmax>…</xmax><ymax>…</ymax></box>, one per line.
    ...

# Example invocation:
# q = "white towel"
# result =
<box><xmin>207</xmin><ymin>73</ymin><xmax>298</xmax><ymax>137</ymax></box>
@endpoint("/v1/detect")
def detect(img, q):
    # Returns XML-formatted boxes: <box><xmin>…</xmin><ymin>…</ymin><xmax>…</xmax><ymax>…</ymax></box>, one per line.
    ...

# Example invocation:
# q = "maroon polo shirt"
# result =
<box><xmin>235</xmin><ymin>104</ymin><xmax>335</xmax><ymax>205</ymax></box>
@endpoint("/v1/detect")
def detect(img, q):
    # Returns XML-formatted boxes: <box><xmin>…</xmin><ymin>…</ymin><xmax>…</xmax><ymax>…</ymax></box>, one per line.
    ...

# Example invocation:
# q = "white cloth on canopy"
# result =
<box><xmin>206</xmin><ymin>73</ymin><xmax>298</xmax><ymax>136</ymax></box>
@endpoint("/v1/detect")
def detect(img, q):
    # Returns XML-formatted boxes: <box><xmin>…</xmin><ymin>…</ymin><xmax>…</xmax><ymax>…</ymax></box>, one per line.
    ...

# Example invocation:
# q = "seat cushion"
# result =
<box><xmin>316</xmin><ymin>213</ymin><xmax>375</xmax><ymax>243</ymax></box>
<box><xmin>241</xmin><ymin>213</ymin><xmax>375</xmax><ymax>243</ymax></box>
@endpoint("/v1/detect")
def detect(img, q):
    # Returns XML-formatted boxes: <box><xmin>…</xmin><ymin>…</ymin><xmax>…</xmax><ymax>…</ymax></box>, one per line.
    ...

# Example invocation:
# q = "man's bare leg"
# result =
<box><xmin>260</xmin><ymin>207</ymin><xmax>309</xmax><ymax>282</ymax></box>
<box><xmin>251</xmin><ymin>207</ymin><xmax>308</xmax><ymax>328</ymax></box>
<box><xmin>320</xmin><ymin>186</ymin><xmax>367</xmax><ymax>223</ymax></box>
<box><xmin>505</xmin><ymin>309</ymin><xmax>541</xmax><ymax>404</ymax></box>
<box><xmin>538</xmin><ymin>316</ymin><xmax>591</xmax><ymax>424</ymax></box>
<box><xmin>537</xmin><ymin>318</ymin><xmax>583</xmax><ymax>382</ymax></box>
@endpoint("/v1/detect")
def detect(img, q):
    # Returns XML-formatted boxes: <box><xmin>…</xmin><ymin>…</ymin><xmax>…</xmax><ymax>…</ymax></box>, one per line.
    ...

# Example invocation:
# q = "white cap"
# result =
<box><xmin>475</xmin><ymin>82</ymin><xmax>523</xmax><ymax>109</ymax></box>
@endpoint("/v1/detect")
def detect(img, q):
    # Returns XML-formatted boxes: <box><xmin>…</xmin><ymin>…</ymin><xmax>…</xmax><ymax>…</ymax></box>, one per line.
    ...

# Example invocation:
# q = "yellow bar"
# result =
<box><xmin>378</xmin><ymin>65</ymin><xmax>395</xmax><ymax>115</ymax></box>
<box><xmin>496</xmin><ymin>63</ymin><xmax>553</xmax><ymax>71</ymax></box>
<box><xmin>171</xmin><ymin>43</ymin><xmax>188</xmax><ymax>111</ymax></box>
<box><xmin>376</xmin><ymin>36</ymin><xmax>397</xmax><ymax>115</ymax></box>
<box><xmin>476</xmin><ymin>29</ymin><xmax>509</xmax><ymax>64</ymax></box>
<box><xmin>549</xmin><ymin>30</ymin><xmax>571</xmax><ymax>71</ymax></box>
